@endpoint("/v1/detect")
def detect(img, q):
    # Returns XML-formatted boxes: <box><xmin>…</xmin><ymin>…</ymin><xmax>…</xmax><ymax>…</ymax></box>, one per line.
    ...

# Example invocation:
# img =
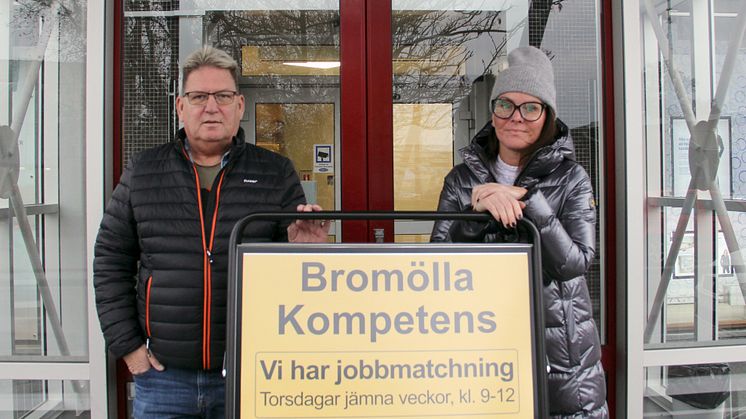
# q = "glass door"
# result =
<box><xmin>388</xmin><ymin>3</ymin><xmax>510</xmax><ymax>242</ymax></box>
<box><xmin>376</xmin><ymin>0</ymin><xmax>611</xmax><ymax>404</ymax></box>
<box><xmin>246</xmin><ymin>89</ymin><xmax>341</xmax><ymax>240</ymax></box>
<box><xmin>121</xmin><ymin>0</ymin><xmax>354</xmax><ymax>240</ymax></box>
<box><xmin>381</xmin><ymin>0</ymin><xmax>607</xmax><ymax>336</ymax></box>
<box><xmin>204</xmin><ymin>5</ymin><xmax>343</xmax><ymax>240</ymax></box>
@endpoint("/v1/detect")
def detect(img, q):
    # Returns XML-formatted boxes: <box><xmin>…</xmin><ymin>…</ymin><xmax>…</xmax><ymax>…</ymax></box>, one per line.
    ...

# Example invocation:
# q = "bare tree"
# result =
<box><xmin>10</xmin><ymin>0</ymin><xmax>86</xmax><ymax>62</ymax></box>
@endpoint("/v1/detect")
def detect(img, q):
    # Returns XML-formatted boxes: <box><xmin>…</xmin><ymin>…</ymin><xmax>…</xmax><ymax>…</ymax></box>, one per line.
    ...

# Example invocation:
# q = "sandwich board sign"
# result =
<box><xmin>226</xmin><ymin>243</ymin><xmax>547</xmax><ymax>418</ymax></box>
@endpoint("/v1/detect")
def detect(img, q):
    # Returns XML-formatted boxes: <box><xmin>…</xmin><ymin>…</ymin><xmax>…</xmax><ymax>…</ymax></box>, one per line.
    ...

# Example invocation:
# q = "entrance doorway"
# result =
<box><xmin>116</xmin><ymin>1</ymin><xmax>609</xmax><ymax>416</ymax></box>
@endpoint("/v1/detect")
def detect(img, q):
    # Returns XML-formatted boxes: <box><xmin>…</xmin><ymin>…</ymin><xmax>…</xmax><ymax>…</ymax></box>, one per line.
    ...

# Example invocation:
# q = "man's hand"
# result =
<box><xmin>471</xmin><ymin>183</ymin><xmax>528</xmax><ymax>227</ymax></box>
<box><xmin>288</xmin><ymin>204</ymin><xmax>330</xmax><ymax>243</ymax></box>
<box><xmin>123</xmin><ymin>344</ymin><xmax>165</xmax><ymax>376</ymax></box>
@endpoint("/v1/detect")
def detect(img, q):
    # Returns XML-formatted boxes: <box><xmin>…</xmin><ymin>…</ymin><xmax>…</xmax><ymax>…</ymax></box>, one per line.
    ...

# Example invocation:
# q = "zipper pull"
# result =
<box><xmin>206</xmin><ymin>249</ymin><xmax>214</xmax><ymax>264</ymax></box>
<box><xmin>146</xmin><ymin>338</ymin><xmax>152</xmax><ymax>358</ymax></box>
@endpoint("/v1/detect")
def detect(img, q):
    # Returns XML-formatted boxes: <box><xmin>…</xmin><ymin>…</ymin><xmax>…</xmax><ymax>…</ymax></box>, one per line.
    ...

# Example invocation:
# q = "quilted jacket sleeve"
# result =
<box><xmin>522</xmin><ymin>166</ymin><xmax>596</xmax><ymax>281</ymax></box>
<box><xmin>431</xmin><ymin>170</ymin><xmax>465</xmax><ymax>242</ymax></box>
<box><xmin>93</xmin><ymin>159</ymin><xmax>143</xmax><ymax>359</ymax></box>
<box><xmin>431</xmin><ymin>169</ymin><xmax>492</xmax><ymax>243</ymax></box>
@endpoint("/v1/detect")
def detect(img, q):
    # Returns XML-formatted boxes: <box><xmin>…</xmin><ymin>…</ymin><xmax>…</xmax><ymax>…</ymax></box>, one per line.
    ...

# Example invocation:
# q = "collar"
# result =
<box><xmin>183</xmin><ymin>138</ymin><xmax>231</xmax><ymax>169</ymax></box>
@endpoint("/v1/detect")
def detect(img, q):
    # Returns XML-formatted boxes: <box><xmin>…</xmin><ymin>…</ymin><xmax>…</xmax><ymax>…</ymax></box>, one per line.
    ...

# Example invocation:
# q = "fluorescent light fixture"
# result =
<box><xmin>669</xmin><ymin>11</ymin><xmax>737</xmax><ymax>17</ymax></box>
<box><xmin>282</xmin><ymin>61</ymin><xmax>341</xmax><ymax>69</ymax></box>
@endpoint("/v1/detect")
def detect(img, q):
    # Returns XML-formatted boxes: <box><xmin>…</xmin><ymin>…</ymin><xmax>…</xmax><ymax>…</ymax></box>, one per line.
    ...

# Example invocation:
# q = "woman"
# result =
<box><xmin>431</xmin><ymin>46</ymin><xmax>608</xmax><ymax>418</ymax></box>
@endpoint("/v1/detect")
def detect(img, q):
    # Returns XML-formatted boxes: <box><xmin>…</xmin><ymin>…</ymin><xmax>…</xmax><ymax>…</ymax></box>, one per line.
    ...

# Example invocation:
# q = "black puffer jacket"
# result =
<box><xmin>94</xmin><ymin>128</ymin><xmax>305</xmax><ymax>370</ymax></box>
<box><xmin>432</xmin><ymin>122</ymin><xmax>608</xmax><ymax>418</ymax></box>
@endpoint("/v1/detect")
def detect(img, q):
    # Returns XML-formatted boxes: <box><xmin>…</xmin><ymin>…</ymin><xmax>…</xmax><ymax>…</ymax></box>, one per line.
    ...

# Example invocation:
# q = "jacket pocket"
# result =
<box><xmin>566</xmin><ymin>297</ymin><xmax>580</xmax><ymax>365</ymax></box>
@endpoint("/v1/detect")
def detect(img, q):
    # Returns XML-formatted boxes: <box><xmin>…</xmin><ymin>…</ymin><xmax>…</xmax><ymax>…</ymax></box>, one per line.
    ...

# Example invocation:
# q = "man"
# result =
<box><xmin>94</xmin><ymin>46</ymin><xmax>328</xmax><ymax>418</ymax></box>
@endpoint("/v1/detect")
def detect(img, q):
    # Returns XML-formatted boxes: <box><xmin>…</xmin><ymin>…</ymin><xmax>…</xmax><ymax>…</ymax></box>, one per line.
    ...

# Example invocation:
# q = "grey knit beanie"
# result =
<box><xmin>491</xmin><ymin>46</ymin><xmax>556</xmax><ymax>115</ymax></box>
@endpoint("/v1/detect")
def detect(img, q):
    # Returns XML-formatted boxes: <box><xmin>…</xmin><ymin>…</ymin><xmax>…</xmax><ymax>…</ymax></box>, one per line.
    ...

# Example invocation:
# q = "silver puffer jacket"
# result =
<box><xmin>432</xmin><ymin>121</ymin><xmax>608</xmax><ymax>418</ymax></box>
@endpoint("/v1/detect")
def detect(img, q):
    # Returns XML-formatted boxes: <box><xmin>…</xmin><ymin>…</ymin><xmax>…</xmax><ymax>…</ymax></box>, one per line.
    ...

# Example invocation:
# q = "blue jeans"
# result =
<box><xmin>133</xmin><ymin>367</ymin><xmax>225</xmax><ymax>419</ymax></box>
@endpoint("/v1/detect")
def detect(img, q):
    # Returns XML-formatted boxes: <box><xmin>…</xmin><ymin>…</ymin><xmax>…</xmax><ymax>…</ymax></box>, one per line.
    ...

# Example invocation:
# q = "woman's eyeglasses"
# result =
<box><xmin>183</xmin><ymin>91</ymin><xmax>239</xmax><ymax>106</ymax></box>
<box><xmin>492</xmin><ymin>98</ymin><xmax>546</xmax><ymax>122</ymax></box>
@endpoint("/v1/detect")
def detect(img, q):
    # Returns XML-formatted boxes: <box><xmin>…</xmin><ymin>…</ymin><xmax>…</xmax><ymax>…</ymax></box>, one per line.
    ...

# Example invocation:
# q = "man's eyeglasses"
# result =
<box><xmin>183</xmin><ymin>90</ymin><xmax>239</xmax><ymax>106</ymax></box>
<box><xmin>492</xmin><ymin>98</ymin><xmax>546</xmax><ymax>122</ymax></box>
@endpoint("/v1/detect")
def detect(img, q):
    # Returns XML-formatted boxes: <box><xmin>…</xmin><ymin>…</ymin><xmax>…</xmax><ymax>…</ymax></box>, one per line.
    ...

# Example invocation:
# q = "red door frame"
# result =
<box><xmin>340</xmin><ymin>0</ymin><xmax>370</xmax><ymax>242</ymax></box>
<box><xmin>112</xmin><ymin>2</ymin><xmax>128</xmax><ymax>418</ymax></box>
<box><xmin>112</xmin><ymin>0</ymin><xmax>618</xmax><ymax>417</ymax></box>
<box><xmin>340</xmin><ymin>0</ymin><xmax>394</xmax><ymax>243</ymax></box>
<box><xmin>364</xmin><ymin>0</ymin><xmax>394</xmax><ymax>241</ymax></box>
<box><xmin>600</xmin><ymin>0</ymin><xmax>618</xmax><ymax>416</ymax></box>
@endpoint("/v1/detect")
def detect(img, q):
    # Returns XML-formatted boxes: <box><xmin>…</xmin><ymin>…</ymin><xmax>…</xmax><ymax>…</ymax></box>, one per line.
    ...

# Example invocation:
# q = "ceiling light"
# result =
<box><xmin>283</xmin><ymin>61</ymin><xmax>341</xmax><ymax>69</ymax></box>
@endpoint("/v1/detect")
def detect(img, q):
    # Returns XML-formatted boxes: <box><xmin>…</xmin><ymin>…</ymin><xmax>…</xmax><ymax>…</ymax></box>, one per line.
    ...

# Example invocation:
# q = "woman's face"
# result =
<box><xmin>491</xmin><ymin>91</ymin><xmax>546</xmax><ymax>164</ymax></box>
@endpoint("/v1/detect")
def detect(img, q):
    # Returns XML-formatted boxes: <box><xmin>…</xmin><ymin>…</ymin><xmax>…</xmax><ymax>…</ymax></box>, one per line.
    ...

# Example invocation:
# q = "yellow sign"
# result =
<box><xmin>238</xmin><ymin>248</ymin><xmax>538</xmax><ymax>418</ymax></box>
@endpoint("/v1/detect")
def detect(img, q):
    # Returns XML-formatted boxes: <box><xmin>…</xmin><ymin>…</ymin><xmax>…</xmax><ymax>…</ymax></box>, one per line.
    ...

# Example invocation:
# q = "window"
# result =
<box><xmin>0</xmin><ymin>1</ymin><xmax>98</xmax><ymax>415</ymax></box>
<box><xmin>631</xmin><ymin>0</ymin><xmax>746</xmax><ymax>415</ymax></box>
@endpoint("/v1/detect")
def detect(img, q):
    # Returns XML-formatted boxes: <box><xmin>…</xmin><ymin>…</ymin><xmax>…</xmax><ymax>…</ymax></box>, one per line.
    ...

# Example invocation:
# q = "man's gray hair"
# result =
<box><xmin>181</xmin><ymin>46</ymin><xmax>240</xmax><ymax>92</ymax></box>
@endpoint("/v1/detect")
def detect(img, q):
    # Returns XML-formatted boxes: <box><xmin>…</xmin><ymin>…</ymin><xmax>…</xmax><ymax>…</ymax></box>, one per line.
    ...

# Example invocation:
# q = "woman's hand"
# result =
<box><xmin>471</xmin><ymin>183</ymin><xmax>528</xmax><ymax>227</ymax></box>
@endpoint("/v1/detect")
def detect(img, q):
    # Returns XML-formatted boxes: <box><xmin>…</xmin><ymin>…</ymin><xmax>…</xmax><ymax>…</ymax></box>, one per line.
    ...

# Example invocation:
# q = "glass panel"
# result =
<box><xmin>663</xmin><ymin>207</ymin><xmax>695</xmax><ymax>343</ymax></box>
<box><xmin>391</xmin><ymin>0</ymin><xmax>606</xmax><ymax>332</ymax></box>
<box><xmin>714</xmin><ymin>0</ymin><xmax>746</xmax><ymax>341</ymax></box>
<box><xmin>716</xmin><ymin>212</ymin><xmax>746</xmax><ymax>340</ymax></box>
<box><xmin>255</xmin><ymin>103</ymin><xmax>336</xmax><ymax>211</ymax></box>
<box><xmin>644</xmin><ymin>363</ymin><xmax>745</xmax><ymax>417</ymax></box>
<box><xmin>1</xmin><ymin>1</ymin><xmax>89</xmax><ymax>360</ymax></box>
<box><xmin>393</xmin><ymin>103</ymin><xmax>452</xmax><ymax>211</ymax></box>
<box><xmin>122</xmin><ymin>1</ymin><xmax>341</xmax><ymax>161</ymax></box>
<box><xmin>642</xmin><ymin>0</ymin><xmax>746</xmax><ymax>347</ymax></box>
<box><xmin>11</xmin><ymin>216</ymin><xmax>43</xmax><ymax>357</ymax></box>
<box><xmin>0</xmin><ymin>379</ymin><xmax>90</xmax><ymax>418</ymax></box>
<box><xmin>391</xmin><ymin>4</ymin><xmax>505</xmax><ymax>218</ymax></box>
<box><xmin>122</xmin><ymin>1</ymin><xmax>341</xmax><ymax>240</ymax></box>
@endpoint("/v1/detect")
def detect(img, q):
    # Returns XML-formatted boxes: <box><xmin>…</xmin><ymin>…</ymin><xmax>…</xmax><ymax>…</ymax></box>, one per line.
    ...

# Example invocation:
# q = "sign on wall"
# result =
<box><xmin>226</xmin><ymin>244</ymin><xmax>546</xmax><ymax>418</ymax></box>
<box><xmin>313</xmin><ymin>144</ymin><xmax>334</xmax><ymax>174</ymax></box>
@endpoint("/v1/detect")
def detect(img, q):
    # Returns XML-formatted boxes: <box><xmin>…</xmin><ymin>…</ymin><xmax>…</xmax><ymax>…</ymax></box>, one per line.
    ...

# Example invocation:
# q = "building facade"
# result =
<box><xmin>0</xmin><ymin>0</ymin><xmax>744</xmax><ymax>417</ymax></box>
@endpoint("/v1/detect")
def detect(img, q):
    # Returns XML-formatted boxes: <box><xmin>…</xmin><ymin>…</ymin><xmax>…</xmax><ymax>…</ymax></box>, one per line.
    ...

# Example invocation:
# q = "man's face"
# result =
<box><xmin>176</xmin><ymin>66</ymin><xmax>245</xmax><ymax>151</ymax></box>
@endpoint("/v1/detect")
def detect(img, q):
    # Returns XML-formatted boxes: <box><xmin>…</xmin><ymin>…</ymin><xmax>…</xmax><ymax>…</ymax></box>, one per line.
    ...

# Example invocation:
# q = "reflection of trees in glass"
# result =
<box><xmin>391</xmin><ymin>1</ymin><xmax>569</xmax><ymax>106</ymax></box>
<box><xmin>123</xmin><ymin>1</ymin><xmax>180</xmax><ymax>162</ymax></box>
<box><xmin>206</xmin><ymin>10</ymin><xmax>339</xmax><ymax>55</ymax></box>
<box><xmin>118</xmin><ymin>3</ymin><xmax>570</xmax><ymax>160</ymax></box>
<box><xmin>204</xmin><ymin>10</ymin><xmax>341</xmax><ymax>101</ymax></box>
<box><xmin>204</xmin><ymin>9</ymin><xmax>512</xmax><ymax>107</ymax></box>
<box><xmin>529</xmin><ymin>0</ymin><xmax>567</xmax><ymax>47</ymax></box>
<box><xmin>392</xmin><ymin>10</ymin><xmax>507</xmax><ymax>105</ymax></box>
<box><xmin>10</xmin><ymin>0</ymin><xmax>86</xmax><ymax>62</ymax></box>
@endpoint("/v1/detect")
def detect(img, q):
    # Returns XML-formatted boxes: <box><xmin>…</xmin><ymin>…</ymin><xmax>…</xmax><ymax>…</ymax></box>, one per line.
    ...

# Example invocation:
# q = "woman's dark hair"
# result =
<box><xmin>487</xmin><ymin>107</ymin><xmax>559</xmax><ymax>167</ymax></box>
<box><xmin>518</xmin><ymin>107</ymin><xmax>558</xmax><ymax>167</ymax></box>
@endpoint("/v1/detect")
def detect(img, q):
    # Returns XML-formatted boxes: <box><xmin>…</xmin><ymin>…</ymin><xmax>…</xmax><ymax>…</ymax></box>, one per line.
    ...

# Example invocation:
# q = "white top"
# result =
<box><xmin>494</xmin><ymin>154</ymin><xmax>519</xmax><ymax>186</ymax></box>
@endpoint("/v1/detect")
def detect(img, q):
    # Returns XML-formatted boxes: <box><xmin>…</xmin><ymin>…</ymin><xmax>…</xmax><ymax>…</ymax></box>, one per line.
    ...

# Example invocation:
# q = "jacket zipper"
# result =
<box><xmin>182</xmin><ymin>147</ymin><xmax>226</xmax><ymax>370</ymax></box>
<box><xmin>204</xmin><ymin>173</ymin><xmax>225</xmax><ymax>370</ymax></box>
<box><xmin>145</xmin><ymin>276</ymin><xmax>153</xmax><ymax>337</ymax></box>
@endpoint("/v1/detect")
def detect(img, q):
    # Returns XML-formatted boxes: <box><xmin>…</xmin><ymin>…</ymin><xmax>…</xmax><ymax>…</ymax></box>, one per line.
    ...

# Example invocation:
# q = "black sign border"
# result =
<box><xmin>226</xmin><ymin>243</ymin><xmax>548</xmax><ymax>418</ymax></box>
